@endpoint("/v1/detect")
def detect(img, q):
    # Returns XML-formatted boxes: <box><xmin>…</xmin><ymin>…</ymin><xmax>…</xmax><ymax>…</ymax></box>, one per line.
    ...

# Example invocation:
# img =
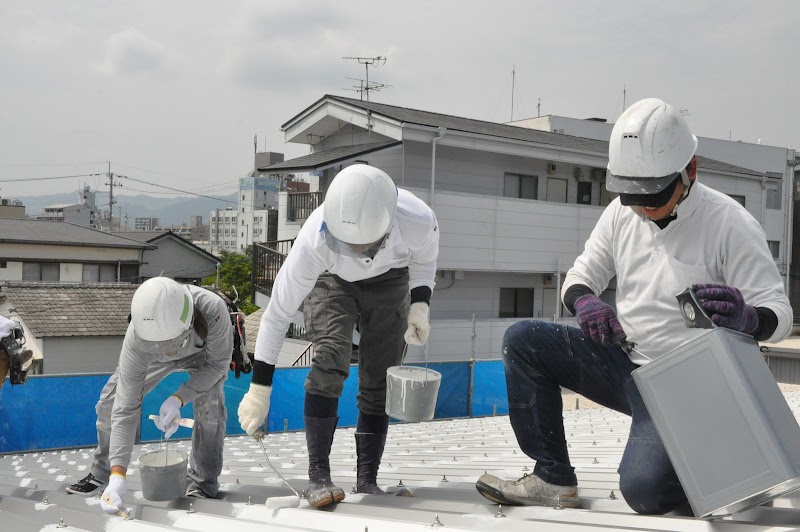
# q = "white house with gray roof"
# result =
<box><xmin>253</xmin><ymin>95</ymin><xmax>794</xmax><ymax>364</ymax></box>
<box><xmin>0</xmin><ymin>218</ymin><xmax>152</xmax><ymax>284</ymax></box>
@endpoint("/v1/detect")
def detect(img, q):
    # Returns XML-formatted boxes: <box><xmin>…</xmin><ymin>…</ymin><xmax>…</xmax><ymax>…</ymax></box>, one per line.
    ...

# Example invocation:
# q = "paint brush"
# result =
<box><xmin>101</xmin><ymin>493</ymin><xmax>130</xmax><ymax>519</ymax></box>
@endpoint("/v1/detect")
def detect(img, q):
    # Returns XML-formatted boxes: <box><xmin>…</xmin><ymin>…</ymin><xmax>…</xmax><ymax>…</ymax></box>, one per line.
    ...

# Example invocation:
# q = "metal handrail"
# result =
<box><xmin>287</xmin><ymin>191</ymin><xmax>321</xmax><ymax>221</ymax></box>
<box><xmin>252</xmin><ymin>239</ymin><xmax>295</xmax><ymax>298</ymax></box>
<box><xmin>292</xmin><ymin>343</ymin><xmax>314</xmax><ymax>367</ymax></box>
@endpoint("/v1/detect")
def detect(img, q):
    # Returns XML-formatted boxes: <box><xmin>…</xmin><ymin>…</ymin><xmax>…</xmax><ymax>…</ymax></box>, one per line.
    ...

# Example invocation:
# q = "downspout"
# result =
<box><xmin>760</xmin><ymin>174</ymin><xmax>768</xmax><ymax>228</ymax></box>
<box><xmin>785</xmin><ymin>148</ymin><xmax>797</xmax><ymax>293</ymax></box>
<box><xmin>401</xmin><ymin>123</ymin><xmax>406</xmax><ymax>186</ymax></box>
<box><xmin>555</xmin><ymin>256</ymin><xmax>562</xmax><ymax>322</ymax></box>
<box><xmin>430</xmin><ymin>127</ymin><xmax>447</xmax><ymax>205</ymax></box>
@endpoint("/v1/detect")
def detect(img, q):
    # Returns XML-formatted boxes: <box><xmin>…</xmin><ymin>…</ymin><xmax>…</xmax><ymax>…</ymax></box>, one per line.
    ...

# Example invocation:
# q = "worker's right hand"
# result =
<box><xmin>238</xmin><ymin>383</ymin><xmax>272</xmax><ymax>436</ymax></box>
<box><xmin>99</xmin><ymin>473</ymin><xmax>126</xmax><ymax>514</ymax></box>
<box><xmin>574</xmin><ymin>294</ymin><xmax>626</xmax><ymax>347</ymax></box>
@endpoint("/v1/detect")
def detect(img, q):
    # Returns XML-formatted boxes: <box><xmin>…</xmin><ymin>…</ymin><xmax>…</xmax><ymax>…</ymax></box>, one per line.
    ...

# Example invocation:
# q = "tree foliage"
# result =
<box><xmin>202</xmin><ymin>247</ymin><xmax>259</xmax><ymax>314</ymax></box>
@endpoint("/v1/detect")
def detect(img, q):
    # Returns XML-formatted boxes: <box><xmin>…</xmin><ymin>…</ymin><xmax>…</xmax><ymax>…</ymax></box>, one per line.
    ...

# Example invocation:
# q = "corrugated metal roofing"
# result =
<box><xmin>0</xmin><ymin>282</ymin><xmax>137</xmax><ymax>337</ymax></box>
<box><xmin>0</xmin><ymin>219</ymin><xmax>152</xmax><ymax>249</ymax></box>
<box><xmin>4</xmin><ymin>391</ymin><xmax>800</xmax><ymax>530</ymax></box>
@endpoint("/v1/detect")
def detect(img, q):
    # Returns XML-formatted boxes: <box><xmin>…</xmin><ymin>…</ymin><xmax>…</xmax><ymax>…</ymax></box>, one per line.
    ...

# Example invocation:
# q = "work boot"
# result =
<box><xmin>304</xmin><ymin>416</ymin><xmax>345</xmax><ymax>508</ymax></box>
<box><xmin>476</xmin><ymin>472</ymin><xmax>580</xmax><ymax>508</ymax></box>
<box><xmin>355</xmin><ymin>432</ymin><xmax>411</xmax><ymax>496</ymax></box>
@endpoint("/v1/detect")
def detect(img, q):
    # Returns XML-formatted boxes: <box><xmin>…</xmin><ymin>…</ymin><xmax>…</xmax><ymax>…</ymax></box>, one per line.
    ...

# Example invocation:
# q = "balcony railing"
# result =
<box><xmin>252</xmin><ymin>239</ymin><xmax>295</xmax><ymax>297</ymax></box>
<box><xmin>287</xmin><ymin>191</ymin><xmax>321</xmax><ymax>221</ymax></box>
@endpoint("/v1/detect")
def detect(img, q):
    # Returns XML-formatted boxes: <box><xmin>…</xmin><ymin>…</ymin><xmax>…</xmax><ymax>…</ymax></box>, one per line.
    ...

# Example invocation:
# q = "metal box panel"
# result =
<box><xmin>633</xmin><ymin>328</ymin><xmax>800</xmax><ymax>518</ymax></box>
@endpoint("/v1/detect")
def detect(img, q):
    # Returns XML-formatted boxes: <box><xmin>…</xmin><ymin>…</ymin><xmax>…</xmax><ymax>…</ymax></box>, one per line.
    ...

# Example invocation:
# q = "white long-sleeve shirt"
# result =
<box><xmin>254</xmin><ymin>188</ymin><xmax>439</xmax><ymax>366</ymax></box>
<box><xmin>563</xmin><ymin>181</ymin><xmax>792</xmax><ymax>364</ymax></box>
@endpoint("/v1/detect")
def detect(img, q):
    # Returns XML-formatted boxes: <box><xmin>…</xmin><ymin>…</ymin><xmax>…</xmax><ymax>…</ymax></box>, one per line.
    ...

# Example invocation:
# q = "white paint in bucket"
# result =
<box><xmin>385</xmin><ymin>366</ymin><xmax>442</xmax><ymax>422</ymax></box>
<box><xmin>138</xmin><ymin>449</ymin><xmax>188</xmax><ymax>501</ymax></box>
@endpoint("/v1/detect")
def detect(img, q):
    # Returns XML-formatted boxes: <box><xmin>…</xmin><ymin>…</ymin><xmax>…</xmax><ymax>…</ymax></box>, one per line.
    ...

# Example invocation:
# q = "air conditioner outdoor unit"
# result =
<box><xmin>547</xmin><ymin>163</ymin><xmax>558</xmax><ymax>175</ymax></box>
<box><xmin>573</xmin><ymin>167</ymin><xmax>584</xmax><ymax>180</ymax></box>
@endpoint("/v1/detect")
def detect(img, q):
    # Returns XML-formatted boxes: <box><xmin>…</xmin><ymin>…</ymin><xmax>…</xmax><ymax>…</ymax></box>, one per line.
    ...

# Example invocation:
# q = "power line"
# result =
<box><xmin>0</xmin><ymin>173</ymin><xmax>103</xmax><ymax>183</ymax></box>
<box><xmin>0</xmin><ymin>161</ymin><xmax>108</xmax><ymax>168</ymax></box>
<box><xmin>116</xmin><ymin>174</ymin><xmax>234</xmax><ymax>204</ymax></box>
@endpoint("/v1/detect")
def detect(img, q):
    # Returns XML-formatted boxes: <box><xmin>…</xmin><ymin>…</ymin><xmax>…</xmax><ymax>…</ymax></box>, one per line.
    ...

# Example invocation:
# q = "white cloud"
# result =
<box><xmin>97</xmin><ymin>28</ymin><xmax>173</xmax><ymax>76</ymax></box>
<box><xmin>221</xmin><ymin>1</ymin><xmax>370</xmax><ymax>91</ymax></box>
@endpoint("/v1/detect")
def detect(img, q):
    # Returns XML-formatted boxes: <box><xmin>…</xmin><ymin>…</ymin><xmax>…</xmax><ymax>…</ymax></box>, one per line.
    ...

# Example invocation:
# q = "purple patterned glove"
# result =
<box><xmin>692</xmin><ymin>284</ymin><xmax>758</xmax><ymax>335</ymax></box>
<box><xmin>574</xmin><ymin>294</ymin><xmax>627</xmax><ymax>347</ymax></box>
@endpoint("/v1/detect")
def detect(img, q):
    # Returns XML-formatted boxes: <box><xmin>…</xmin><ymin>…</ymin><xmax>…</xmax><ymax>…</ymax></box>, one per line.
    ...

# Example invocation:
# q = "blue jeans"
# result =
<box><xmin>503</xmin><ymin>321</ymin><xmax>688</xmax><ymax>515</ymax></box>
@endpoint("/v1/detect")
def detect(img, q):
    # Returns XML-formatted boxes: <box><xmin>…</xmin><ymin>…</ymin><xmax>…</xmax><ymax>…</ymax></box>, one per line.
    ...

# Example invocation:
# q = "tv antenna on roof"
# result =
<box><xmin>343</xmin><ymin>77</ymin><xmax>393</xmax><ymax>100</ymax></box>
<box><xmin>342</xmin><ymin>56</ymin><xmax>387</xmax><ymax>103</ymax></box>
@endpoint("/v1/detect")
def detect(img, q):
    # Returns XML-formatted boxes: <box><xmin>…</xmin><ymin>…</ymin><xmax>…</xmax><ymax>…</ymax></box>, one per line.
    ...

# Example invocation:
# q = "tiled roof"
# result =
<box><xmin>258</xmin><ymin>141</ymin><xmax>401</xmax><ymax>172</ymax></box>
<box><xmin>0</xmin><ymin>219</ymin><xmax>152</xmax><ymax>249</ymax></box>
<box><xmin>3</xmin><ymin>392</ymin><xmax>800</xmax><ymax>530</ymax></box>
<box><xmin>0</xmin><ymin>282</ymin><xmax>137</xmax><ymax>337</ymax></box>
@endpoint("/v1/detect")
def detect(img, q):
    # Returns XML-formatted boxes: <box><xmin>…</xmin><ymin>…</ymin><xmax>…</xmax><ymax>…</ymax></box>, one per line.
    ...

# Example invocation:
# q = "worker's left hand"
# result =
<box><xmin>156</xmin><ymin>395</ymin><xmax>182</xmax><ymax>439</ymax></box>
<box><xmin>404</xmin><ymin>302</ymin><xmax>430</xmax><ymax>346</ymax></box>
<box><xmin>692</xmin><ymin>284</ymin><xmax>758</xmax><ymax>335</ymax></box>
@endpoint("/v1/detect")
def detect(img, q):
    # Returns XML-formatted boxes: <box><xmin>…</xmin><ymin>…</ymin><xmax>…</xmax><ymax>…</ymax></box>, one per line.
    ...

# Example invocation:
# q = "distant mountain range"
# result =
<box><xmin>16</xmin><ymin>192</ymin><xmax>239</xmax><ymax>227</ymax></box>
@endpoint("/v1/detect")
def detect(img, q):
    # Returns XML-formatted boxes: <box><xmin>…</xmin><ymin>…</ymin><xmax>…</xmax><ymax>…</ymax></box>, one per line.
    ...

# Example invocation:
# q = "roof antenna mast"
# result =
<box><xmin>342</xmin><ymin>56</ymin><xmax>388</xmax><ymax>136</ymax></box>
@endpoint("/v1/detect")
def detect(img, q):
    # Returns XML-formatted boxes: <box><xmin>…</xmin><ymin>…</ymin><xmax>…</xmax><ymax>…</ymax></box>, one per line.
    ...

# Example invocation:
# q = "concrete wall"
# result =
<box><xmin>42</xmin><ymin>336</ymin><xmax>123</xmax><ymax>374</ymax></box>
<box><xmin>140</xmin><ymin>238</ymin><xmax>216</xmax><ymax>282</ymax></box>
<box><xmin>0</xmin><ymin>243</ymin><xmax>140</xmax><ymax>262</ymax></box>
<box><xmin>0</xmin><ymin>261</ymin><xmax>23</xmax><ymax>280</ymax></box>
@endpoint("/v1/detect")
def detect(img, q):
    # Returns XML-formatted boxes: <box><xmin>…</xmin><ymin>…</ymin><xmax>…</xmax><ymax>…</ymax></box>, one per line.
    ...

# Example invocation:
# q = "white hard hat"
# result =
<box><xmin>323</xmin><ymin>164</ymin><xmax>398</xmax><ymax>256</ymax></box>
<box><xmin>606</xmin><ymin>98</ymin><xmax>698</xmax><ymax>195</ymax></box>
<box><xmin>130</xmin><ymin>278</ymin><xmax>193</xmax><ymax>342</ymax></box>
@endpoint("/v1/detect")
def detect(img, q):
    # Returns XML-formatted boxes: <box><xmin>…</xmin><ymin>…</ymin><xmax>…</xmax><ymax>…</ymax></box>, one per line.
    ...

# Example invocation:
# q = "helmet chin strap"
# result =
<box><xmin>669</xmin><ymin>169</ymin><xmax>692</xmax><ymax>217</ymax></box>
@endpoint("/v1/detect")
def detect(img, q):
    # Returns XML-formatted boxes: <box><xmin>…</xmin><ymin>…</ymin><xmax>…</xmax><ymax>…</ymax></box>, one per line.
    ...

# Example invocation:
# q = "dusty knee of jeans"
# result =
<box><xmin>503</xmin><ymin>321</ymin><xmax>558</xmax><ymax>360</ymax></box>
<box><xmin>195</xmin><ymin>393</ymin><xmax>226</xmax><ymax>423</ymax></box>
<box><xmin>619</xmin><ymin>471</ymin><xmax>674</xmax><ymax>515</ymax></box>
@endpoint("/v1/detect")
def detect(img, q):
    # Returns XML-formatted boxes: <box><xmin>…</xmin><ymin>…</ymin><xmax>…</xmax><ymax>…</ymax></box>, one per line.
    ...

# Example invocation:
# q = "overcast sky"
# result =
<box><xmin>0</xmin><ymin>0</ymin><xmax>797</xmax><ymax>206</ymax></box>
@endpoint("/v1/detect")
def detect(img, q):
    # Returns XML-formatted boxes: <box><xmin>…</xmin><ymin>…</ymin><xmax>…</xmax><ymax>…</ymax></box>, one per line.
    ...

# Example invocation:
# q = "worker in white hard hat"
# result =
<box><xmin>476</xmin><ymin>98</ymin><xmax>792</xmax><ymax>514</ymax></box>
<box><xmin>238</xmin><ymin>164</ymin><xmax>439</xmax><ymax>508</ymax></box>
<box><xmin>66</xmin><ymin>277</ymin><xmax>233</xmax><ymax>513</ymax></box>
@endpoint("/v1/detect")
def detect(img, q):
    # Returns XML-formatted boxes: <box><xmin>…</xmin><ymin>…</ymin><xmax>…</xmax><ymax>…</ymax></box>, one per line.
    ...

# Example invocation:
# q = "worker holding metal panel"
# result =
<box><xmin>476</xmin><ymin>98</ymin><xmax>792</xmax><ymax>514</ymax></box>
<box><xmin>238</xmin><ymin>164</ymin><xmax>439</xmax><ymax>508</ymax></box>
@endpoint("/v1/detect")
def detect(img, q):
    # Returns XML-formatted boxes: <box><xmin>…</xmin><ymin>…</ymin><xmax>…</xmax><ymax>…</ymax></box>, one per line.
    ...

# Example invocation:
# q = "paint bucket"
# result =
<box><xmin>137</xmin><ymin>449</ymin><xmax>188</xmax><ymax>501</ymax></box>
<box><xmin>385</xmin><ymin>365</ymin><xmax>442</xmax><ymax>422</ymax></box>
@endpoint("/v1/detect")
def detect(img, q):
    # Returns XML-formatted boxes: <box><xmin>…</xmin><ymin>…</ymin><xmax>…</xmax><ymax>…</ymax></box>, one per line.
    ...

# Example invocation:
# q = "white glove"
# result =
<box><xmin>238</xmin><ymin>383</ymin><xmax>272</xmax><ymax>436</ymax></box>
<box><xmin>404</xmin><ymin>302</ymin><xmax>431</xmax><ymax>346</ymax></box>
<box><xmin>100</xmin><ymin>473</ymin><xmax>126</xmax><ymax>514</ymax></box>
<box><xmin>156</xmin><ymin>395</ymin><xmax>182</xmax><ymax>439</ymax></box>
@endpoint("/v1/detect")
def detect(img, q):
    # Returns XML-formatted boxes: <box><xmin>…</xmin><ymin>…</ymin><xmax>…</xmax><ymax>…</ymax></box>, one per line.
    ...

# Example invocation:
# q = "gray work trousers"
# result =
<box><xmin>303</xmin><ymin>267</ymin><xmax>410</xmax><ymax>415</ymax></box>
<box><xmin>91</xmin><ymin>353</ymin><xmax>227</xmax><ymax>497</ymax></box>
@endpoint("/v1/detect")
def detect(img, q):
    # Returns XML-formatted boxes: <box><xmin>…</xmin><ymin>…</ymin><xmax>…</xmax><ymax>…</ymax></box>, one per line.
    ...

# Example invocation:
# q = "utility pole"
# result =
<box><xmin>511</xmin><ymin>66</ymin><xmax>516</xmax><ymax>122</ymax></box>
<box><xmin>537</xmin><ymin>98</ymin><xmax>541</xmax><ymax>117</ymax></box>
<box><xmin>105</xmin><ymin>162</ymin><xmax>122</xmax><ymax>232</ymax></box>
<box><xmin>623</xmin><ymin>84</ymin><xmax>627</xmax><ymax>112</ymax></box>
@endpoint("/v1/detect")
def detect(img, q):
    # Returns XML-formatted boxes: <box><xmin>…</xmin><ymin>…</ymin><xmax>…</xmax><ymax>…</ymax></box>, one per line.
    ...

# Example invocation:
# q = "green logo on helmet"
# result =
<box><xmin>180</xmin><ymin>294</ymin><xmax>191</xmax><ymax>323</ymax></box>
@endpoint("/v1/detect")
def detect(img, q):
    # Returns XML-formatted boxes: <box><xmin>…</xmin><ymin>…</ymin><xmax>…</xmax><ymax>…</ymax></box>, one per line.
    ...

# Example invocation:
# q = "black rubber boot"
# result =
<box><xmin>304</xmin><ymin>416</ymin><xmax>346</xmax><ymax>508</ymax></box>
<box><xmin>355</xmin><ymin>432</ymin><xmax>411</xmax><ymax>496</ymax></box>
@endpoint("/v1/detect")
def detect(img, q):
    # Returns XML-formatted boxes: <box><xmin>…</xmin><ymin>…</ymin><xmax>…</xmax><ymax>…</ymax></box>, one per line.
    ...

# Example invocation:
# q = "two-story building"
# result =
<box><xmin>0</xmin><ymin>218</ymin><xmax>151</xmax><ymax>283</ymax></box>
<box><xmin>252</xmin><ymin>95</ymin><xmax>795</xmax><ymax>364</ymax></box>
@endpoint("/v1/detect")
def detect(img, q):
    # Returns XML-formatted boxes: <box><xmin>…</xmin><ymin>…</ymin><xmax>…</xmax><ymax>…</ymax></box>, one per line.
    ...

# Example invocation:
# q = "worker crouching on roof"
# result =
<box><xmin>66</xmin><ymin>277</ymin><xmax>233</xmax><ymax>512</ymax></box>
<box><xmin>238</xmin><ymin>164</ymin><xmax>439</xmax><ymax>508</ymax></box>
<box><xmin>476</xmin><ymin>98</ymin><xmax>792</xmax><ymax>515</ymax></box>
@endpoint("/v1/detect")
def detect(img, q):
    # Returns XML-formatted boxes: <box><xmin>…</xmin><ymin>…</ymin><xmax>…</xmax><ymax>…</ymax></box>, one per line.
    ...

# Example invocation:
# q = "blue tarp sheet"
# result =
<box><xmin>0</xmin><ymin>359</ymin><xmax>510</xmax><ymax>453</ymax></box>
